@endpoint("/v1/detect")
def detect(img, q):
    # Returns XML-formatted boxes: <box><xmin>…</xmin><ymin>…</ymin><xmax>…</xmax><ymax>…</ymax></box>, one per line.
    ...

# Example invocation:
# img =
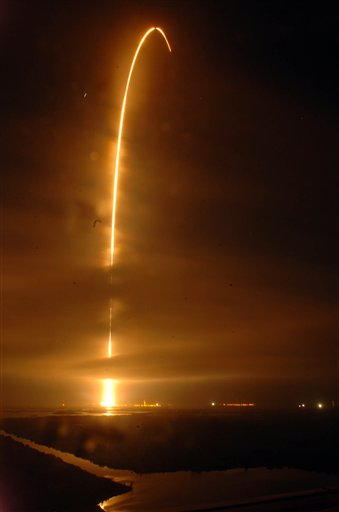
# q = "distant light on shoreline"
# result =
<box><xmin>209</xmin><ymin>403</ymin><xmax>256</xmax><ymax>407</ymax></box>
<box><xmin>223</xmin><ymin>403</ymin><xmax>256</xmax><ymax>407</ymax></box>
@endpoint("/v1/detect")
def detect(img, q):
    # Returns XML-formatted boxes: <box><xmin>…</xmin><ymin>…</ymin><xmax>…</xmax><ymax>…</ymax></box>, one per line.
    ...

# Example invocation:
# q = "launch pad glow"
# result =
<box><xmin>101</xmin><ymin>27</ymin><xmax>172</xmax><ymax>407</ymax></box>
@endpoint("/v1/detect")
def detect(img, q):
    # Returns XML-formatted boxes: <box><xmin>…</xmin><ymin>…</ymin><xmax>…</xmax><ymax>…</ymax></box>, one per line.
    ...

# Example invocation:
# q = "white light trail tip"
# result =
<box><xmin>108</xmin><ymin>306</ymin><xmax>112</xmax><ymax>358</ymax></box>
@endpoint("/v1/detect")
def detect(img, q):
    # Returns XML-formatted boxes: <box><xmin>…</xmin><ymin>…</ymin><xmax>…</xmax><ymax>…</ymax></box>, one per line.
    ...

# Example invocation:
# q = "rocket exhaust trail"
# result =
<box><xmin>102</xmin><ymin>27</ymin><xmax>172</xmax><ymax>407</ymax></box>
<box><xmin>110</xmin><ymin>27</ymin><xmax>171</xmax><ymax>267</ymax></box>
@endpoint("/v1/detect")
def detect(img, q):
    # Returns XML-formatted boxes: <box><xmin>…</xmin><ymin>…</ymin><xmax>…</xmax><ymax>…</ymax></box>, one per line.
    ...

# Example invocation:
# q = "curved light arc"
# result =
<box><xmin>110</xmin><ymin>27</ymin><xmax>172</xmax><ymax>267</ymax></box>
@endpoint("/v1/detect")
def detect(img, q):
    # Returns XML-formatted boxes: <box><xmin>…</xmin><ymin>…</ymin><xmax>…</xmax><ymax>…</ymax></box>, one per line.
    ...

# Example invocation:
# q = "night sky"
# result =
<box><xmin>2</xmin><ymin>0</ymin><xmax>338</xmax><ymax>407</ymax></box>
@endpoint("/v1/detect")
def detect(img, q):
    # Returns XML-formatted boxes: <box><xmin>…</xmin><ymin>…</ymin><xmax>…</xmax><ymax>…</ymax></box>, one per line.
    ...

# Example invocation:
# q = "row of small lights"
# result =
<box><xmin>298</xmin><ymin>403</ymin><xmax>324</xmax><ymax>409</ymax></box>
<box><xmin>210</xmin><ymin>402</ymin><xmax>327</xmax><ymax>409</ymax></box>
<box><xmin>210</xmin><ymin>402</ymin><xmax>255</xmax><ymax>407</ymax></box>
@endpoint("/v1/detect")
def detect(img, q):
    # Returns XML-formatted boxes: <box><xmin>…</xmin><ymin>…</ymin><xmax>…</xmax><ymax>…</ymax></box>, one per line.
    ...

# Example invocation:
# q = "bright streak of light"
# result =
<box><xmin>101</xmin><ymin>379</ymin><xmax>116</xmax><ymax>407</ymax></box>
<box><xmin>110</xmin><ymin>26</ymin><xmax>171</xmax><ymax>266</ymax></box>
<box><xmin>108</xmin><ymin>306</ymin><xmax>112</xmax><ymax>358</ymax></box>
<box><xmin>101</xmin><ymin>27</ymin><xmax>171</xmax><ymax>408</ymax></box>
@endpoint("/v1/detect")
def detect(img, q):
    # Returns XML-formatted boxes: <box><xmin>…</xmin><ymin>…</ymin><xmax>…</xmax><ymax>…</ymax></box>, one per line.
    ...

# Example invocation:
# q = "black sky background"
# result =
<box><xmin>1</xmin><ymin>0</ymin><xmax>338</xmax><ymax>407</ymax></box>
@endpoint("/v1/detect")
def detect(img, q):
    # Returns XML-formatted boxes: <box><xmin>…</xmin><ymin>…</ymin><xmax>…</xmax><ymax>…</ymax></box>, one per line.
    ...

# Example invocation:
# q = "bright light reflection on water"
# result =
<box><xmin>103</xmin><ymin>407</ymin><xmax>114</xmax><ymax>416</ymax></box>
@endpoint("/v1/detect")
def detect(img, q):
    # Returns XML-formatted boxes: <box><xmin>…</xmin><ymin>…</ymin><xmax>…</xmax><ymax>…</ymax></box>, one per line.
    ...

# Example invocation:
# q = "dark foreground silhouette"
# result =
<box><xmin>2</xmin><ymin>409</ymin><xmax>339</xmax><ymax>474</ymax></box>
<box><xmin>0</xmin><ymin>436</ymin><xmax>129</xmax><ymax>512</ymax></box>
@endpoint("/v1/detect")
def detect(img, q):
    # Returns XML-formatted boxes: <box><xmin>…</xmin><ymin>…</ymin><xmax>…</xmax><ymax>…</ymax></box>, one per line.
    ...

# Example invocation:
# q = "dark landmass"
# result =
<box><xmin>0</xmin><ymin>436</ymin><xmax>129</xmax><ymax>512</ymax></box>
<box><xmin>2</xmin><ymin>409</ymin><xmax>339</xmax><ymax>474</ymax></box>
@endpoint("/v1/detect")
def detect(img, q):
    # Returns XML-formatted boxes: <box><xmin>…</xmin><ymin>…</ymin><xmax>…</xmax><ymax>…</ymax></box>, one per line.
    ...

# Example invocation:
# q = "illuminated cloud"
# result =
<box><xmin>2</xmin><ymin>1</ymin><xmax>337</xmax><ymax>406</ymax></box>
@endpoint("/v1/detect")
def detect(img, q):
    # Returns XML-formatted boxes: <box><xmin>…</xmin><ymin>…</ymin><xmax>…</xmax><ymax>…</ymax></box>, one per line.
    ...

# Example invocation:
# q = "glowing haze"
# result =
<box><xmin>101</xmin><ymin>27</ymin><xmax>172</xmax><ymax>407</ymax></box>
<box><xmin>2</xmin><ymin>2</ymin><xmax>337</xmax><ymax>409</ymax></box>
